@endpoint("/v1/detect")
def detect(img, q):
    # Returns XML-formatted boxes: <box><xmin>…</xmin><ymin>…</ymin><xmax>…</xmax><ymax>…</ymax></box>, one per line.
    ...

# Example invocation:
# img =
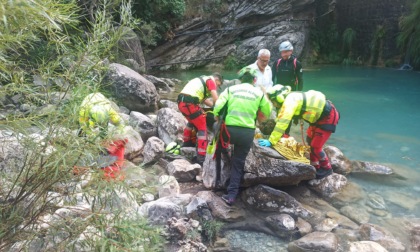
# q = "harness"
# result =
<box><xmin>177</xmin><ymin>76</ymin><xmax>209</xmax><ymax>120</ymax></box>
<box><xmin>276</xmin><ymin>57</ymin><xmax>298</xmax><ymax>85</ymax></box>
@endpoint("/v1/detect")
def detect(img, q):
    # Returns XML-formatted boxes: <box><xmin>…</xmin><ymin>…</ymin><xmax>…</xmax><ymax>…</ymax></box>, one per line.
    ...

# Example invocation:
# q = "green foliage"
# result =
<box><xmin>132</xmin><ymin>0</ymin><xmax>186</xmax><ymax>42</ymax></box>
<box><xmin>184</xmin><ymin>0</ymin><xmax>229</xmax><ymax>19</ymax></box>
<box><xmin>370</xmin><ymin>25</ymin><xmax>386</xmax><ymax>66</ymax></box>
<box><xmin>201</xmin><ymin>219</ymin><xmax>224</xmax><ymax>243</ymax></box>
<box><xmin>0</xmin><ymin>0</ymin><xmax>161</xmax><ymax>250</ymax></box>
<box><xmin>397</xmin><ymin>0</ymin><xmax>420</xmax><ymax>66</ymax></box>
<box><xmin>309</xmin><ymin>24</ymin><xmax>342</xmax><ymax>64</ymax></box>
<box><xmin>342</xmin><ymin>28</ymin><xmax>356</xmax><ymax>53</ymax></box>
<box><xmin>223</xmin><ymin>55</ymin><xmax>240</xmax><ymax>70</ymax></box>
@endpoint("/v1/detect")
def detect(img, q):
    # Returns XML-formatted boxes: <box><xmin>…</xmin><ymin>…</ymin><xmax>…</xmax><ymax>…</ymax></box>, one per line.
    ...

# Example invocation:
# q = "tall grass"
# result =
<box><xmin>0</xmin><ymin>0</ymin><xmax>161</xmax><ymax>250</ymax></box>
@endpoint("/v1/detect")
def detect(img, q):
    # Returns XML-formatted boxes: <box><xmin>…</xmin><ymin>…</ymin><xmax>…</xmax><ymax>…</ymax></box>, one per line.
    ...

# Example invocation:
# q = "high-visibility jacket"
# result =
<box><xmin>213</xmin><ymin>83</ymin><xmax>272</xmax><ymax>129</ymax></box>
<box><xmin>269</xmin><ymin>90</ymin><xmax>326</xmax><ymax>145</ymax></box>
<box><xmin>180</xmin><ymin>76</ymin><xmax>215</xmax><ymax>103</ymax></box>
<box><xmin>79</xmin><ymin>93</ymin><xmax>123</xmax><ymax>137</ymax></box>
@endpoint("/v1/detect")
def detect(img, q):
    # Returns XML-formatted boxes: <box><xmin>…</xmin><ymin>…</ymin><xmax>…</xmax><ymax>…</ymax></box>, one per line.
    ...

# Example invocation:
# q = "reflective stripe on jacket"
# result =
<box><xmin>269</xmin><ymin>90</ymin><xmax>326</xmax><ymax>145</ymax></box>
<box><xmin>213</xmin><ymin>83</ymin><xmax>272</xmax><ymax>129</ymax></box>
<box><xmin>180</xmin><ymin>76</ymin><xmax>214</xmax><ymax>102</ymax></box>
<box><xmin>79</xmin><ymin>93</ymin><xmax>123</xmax><ymax>136</ymax></box>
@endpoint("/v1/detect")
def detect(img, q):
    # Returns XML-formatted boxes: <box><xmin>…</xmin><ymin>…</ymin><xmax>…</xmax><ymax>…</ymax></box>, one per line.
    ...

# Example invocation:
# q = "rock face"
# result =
<box><xmin>116</xmin><ymin>27</ymin><xmax>146</xmax><ymax>73</ymax></box>
<box><xmin>146</xmin><ymin>0</ymin><xmax>318</xmax><ymax>70</ymax></box>
<box><xmin>243</xmin><ymin>141</ymin><xmax>316</xmax><ymax>187</ymax></box>
<box><xmin>106</xmin><ymin>63</ymin><xmax>158</xmax><ymax>113</ymax></box>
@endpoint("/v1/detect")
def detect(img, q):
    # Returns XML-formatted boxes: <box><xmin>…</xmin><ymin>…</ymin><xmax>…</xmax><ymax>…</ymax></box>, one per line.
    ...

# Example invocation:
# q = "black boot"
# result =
<box><xmin>182</xmin><ymin>141</ymin><xmax>196</xmax><ymax>148</ymax></box>
<box><xmin>315</xmin><ymin>168</ymin><xmax>333</xmax><ymax>179</ymax></box>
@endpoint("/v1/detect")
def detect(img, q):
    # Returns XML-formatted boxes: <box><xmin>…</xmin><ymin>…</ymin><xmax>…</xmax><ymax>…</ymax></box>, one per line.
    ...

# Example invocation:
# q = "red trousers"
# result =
<box><xmin>178</xmin><ymin>101</ymin><xmax>207</xmax><ymax>156</ymax></box>
<box><xmin>103</xmin><ymin>139</ymin><xmax>127</xmax><ymax>180</ymax></box>
<box><xmin>306</xmin><ymin>105</ymin><xmax>339</xmax><ymax>170</ymax></box>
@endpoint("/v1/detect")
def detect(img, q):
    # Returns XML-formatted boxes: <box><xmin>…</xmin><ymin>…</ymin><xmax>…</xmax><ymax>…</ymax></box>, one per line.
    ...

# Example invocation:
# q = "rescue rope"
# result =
<box><xmin>272</xmin><ymin>137</ymin><xmax>310</xmax><ymax>164</ymax></box>
<box><xmin>300</xmin><ymin>120</ymin><xmax>307</xmax><ymax>146</ymax></box>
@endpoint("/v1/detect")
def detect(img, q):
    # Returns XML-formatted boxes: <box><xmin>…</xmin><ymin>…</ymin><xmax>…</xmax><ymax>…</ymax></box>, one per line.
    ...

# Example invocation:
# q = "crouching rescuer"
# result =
<box><xmin>177</xmin><ymin>73</ymin><xmax>223</xmax><ymax>165</ymax></box>
<box><xmin>78</xmin><ymin>92</ymin><xmax>127</xmax><ymax>180</ymax></box>
<box><xmin>261</xmin><ymin>86</ymin><xmax>340</xmax><ymax>179</ymax></box>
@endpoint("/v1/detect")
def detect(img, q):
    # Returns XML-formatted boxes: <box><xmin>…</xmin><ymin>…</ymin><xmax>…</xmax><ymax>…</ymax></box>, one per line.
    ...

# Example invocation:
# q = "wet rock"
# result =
<box><xmin>164</xmin><ymin>217</ymin><xmax>201</xmax><ymax>241</ymax></box>
<box><xmin>359</xmin><ymin>223</ymin><xmax>405</xmax><ymax>252</ymax></box>
<box><xmin>244</xmin><ymin>141</ymin><xmax>316</xmax><ymax>187</ymax></box>
<box><xmin>129</xmin><ymin>111</ymin><xmax>157</xmax><ymax>142</ymax></box>
<box><xmin>384</xmin><ymin>190</ymin><xmax>420</xmax><ymax>210</ymax></box>
<box><xmin>352</xmin><ymin>161</ymin><xmax>394</xmax><ymax>175</ymax></box>
<box><xmin>144</xmin><ymin>75</ymin><xmax>176</xmax><ymax>92</ymax></box>
<box><xmin>266</xmin><ymin>214</ymin><xmax>297</xmax><ymax>238</ymax></box>
<box><xmin>106</xmin><ymin>63</ymin><xmax>158</xmax><ymax>113</ymax></box>
<box><xmin>324</xmin><ymin>145</ymin><xmax>352</xmax><ymax>175</ymax></box>
<box><xmin>314</xmin><ymin>218</ymin><xmax>338</xmax><ymax>232</ymax></box>
<box><xmin>156</xmin><ymin>107</ymin><xmax>186</xmax><ymax>145</ymax></box>
<box><xmin>142</xmin><ymin>136</ymin><xmax>165</xmax><ymax>164</ymax></box>
<box><xmin>180</xmin><ymin>147</ymin><xmax>197</xmax><ymax>160</ymax></box>
<box><xmin>340</xmin><ymin>205</ymin><xmax>370</xmax><ymax>224</ymax></box>
<box><xmin>334</xmin><ymin>229</ymin><xmax>360</xmax><ymax>248</ymax></box>
<box><xmin>196</xmin><ymin>191</ymin><xmax>246</xmax><ymax>222</ymax></box>
<box><xmin>242</xmin><ymin>185</ymin><xmax>311</xmax><ymax>218</ymax></box>
<box><xmin>167</xmin><ymin>159</ymin><xmax>201</xmax><ymax>182</ymax></box>
<box><xmin>330</xmin><ymin>182</ymin><xmax>365</xmax><ymax>207</ymax></box>
<box><xmin>288</xmin><ymin>231</ymin><xmax>338</xmax><ymax>252</ymax></box>
<box><xmin>326</xmin><ymin>211</ymin><xmax>359</xmax><ymax>230</ymax></box>
<box><xmin>349</xmin><ymin>241</ymin><xmax>388</xmax><ymax>252</ymax></box>
<box><xmin>366</xmin><ymin>193</ymin><xmax>387</xmax><ymax>210</ymax></box>
<box><xmin>296</xmin><ymin>217</ymin><xmax>312</xmax><ymax>236</ymax></box>
<box><xmin>158</xmin><ymin>175</ymin><xmax>180</xmax><ymax>198</ymax></box>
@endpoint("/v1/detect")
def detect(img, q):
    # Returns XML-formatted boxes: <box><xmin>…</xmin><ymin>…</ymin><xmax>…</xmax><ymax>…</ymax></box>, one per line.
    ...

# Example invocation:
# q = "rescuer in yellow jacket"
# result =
<box><xmin>78</xmin><ymin>92</ymin><xmax>127</xmax><ymax>180</ymax></box>
<box><xmin>177</xmin><ymin>73</ymin><xmax>223</xmax><ymax>165</ymax></box>
<box><xmin>260</xmin><ymin>86</ymin><xmax>340</xmax><ymax>179</ymax></box>
<box><xmin>213</xmin><ymin>67</ymin><xmax>272</xmax><ymax>205</ymax></box>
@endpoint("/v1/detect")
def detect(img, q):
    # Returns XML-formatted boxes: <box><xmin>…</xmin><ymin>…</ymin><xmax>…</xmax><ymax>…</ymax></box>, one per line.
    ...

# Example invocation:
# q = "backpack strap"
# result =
<box><xmin>198</xmin><ymin>76</ymin><xmax>207</xmax><ymax>96</ymax></box>
<box><xmin>276</xmin><ymin>59</ymin><xmax>282</xmax><ymax>70</ymax></box>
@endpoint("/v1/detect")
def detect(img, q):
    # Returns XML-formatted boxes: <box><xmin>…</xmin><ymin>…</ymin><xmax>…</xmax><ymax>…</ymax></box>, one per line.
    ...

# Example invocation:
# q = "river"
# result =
<box><xmin>155</xmin><ymin>65</ymin><xmax>420</xmax><ymax>248</ymax></box>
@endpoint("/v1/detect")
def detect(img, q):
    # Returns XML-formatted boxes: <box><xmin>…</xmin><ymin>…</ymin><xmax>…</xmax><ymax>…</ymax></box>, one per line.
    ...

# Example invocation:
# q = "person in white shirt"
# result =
<box><xmin>247</xmin><ymin>49</ymin><xmax>273</xmax><ymax>91</ymax></box>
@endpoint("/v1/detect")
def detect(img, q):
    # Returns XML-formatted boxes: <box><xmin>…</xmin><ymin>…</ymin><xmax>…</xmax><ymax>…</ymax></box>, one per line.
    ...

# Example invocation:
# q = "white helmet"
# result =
<box><xmin>279</xmin><ymin>41</ymin><xmax>293</xmax><ymax>52</ymax></box>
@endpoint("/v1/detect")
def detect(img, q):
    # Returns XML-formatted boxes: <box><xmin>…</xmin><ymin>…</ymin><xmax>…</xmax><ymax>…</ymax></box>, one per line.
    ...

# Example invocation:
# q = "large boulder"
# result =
<box><xmin>116</xmin><ymin>27</ymin><xmax>146</xmax><ymax>73</ymax></box>
<box><xmin>243</xmin><ymin>141</ymin><xmax>316</xmax><ymax>187</ymax></box>
<box><xmin>106</xmin><ymin>63</ymin><xmax>158</xmax><ymax>113</ymax></box>
<box><xmin>324</xmin><ymin>145</ymin><xmax>352</xmax><ymax>175</ymax></box>
<box><xmin>142</xmin><ymin>136</ymin><xmax>165</xmax><ymax>165</ymax></box>
<box><xmin>241</xmin><ymin>185</ymin><xmax>311</xmax><ymax>218</ymax></box>
<box><xmin>156</xmin><ymin>108</ymin><xmax>186</xmax><ymax>145</ymax></box>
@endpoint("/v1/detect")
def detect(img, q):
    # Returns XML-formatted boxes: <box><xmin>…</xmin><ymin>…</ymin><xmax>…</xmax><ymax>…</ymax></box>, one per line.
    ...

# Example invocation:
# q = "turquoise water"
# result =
<box><xmin>157</xmin><ymin>66</ymin><xmax>420</xmax><ymax>216</ymax></box>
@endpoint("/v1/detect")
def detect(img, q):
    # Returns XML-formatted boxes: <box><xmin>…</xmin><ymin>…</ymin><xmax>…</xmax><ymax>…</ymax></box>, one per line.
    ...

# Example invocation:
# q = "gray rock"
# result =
<box><xmin>296</xmin><ymin>217</ymin><xmax>312</xmax><ymax>236</ymax></box>
<box><xmin>167</xmin><ymin>159</ymin><xmax>201</xmax><ymax>182</ymax></box>
<box><xmin>0</xmin><ymin>130</ymin><xmax>25</xmax><ymax>174</ymax></box>
<box><xmin>241</xmin><ymin>185</ymin><xmax>311</xmax><ymax>218</ymax></box>
<box><xmin>129</xmin><ymin>111</ymin><xmax>157</xmax><ymax>142</ymax></box>
<box><xmin>158</xmin><ymin>175</ymin><xmax>180</xmax><ymax>198</ymax></box>
<box><xmin>196</xmin><ymin>191</ymin><xmax>246</xmax><ymax>222</ymax></box>
<box><xmin>106</xmin><ymin>63</ymin><xmax>158</xmax><ymax>113</ymax></box>
<box><xmin>349</xmin><ymin>241</ymin><xmax>388</xmax><ymax>252</ymax></box>
<box><xmin>324</xmin><ymin>145</ymin><xmax>352</xmax><ymax>175</ymax></box>
<box><xmin>243</xmin><ymin>140</ymin><xmax>316</xmax><ymax>187</ymax></box>
<box><xmin>144</xmin><ymin>75</ymin><xmax>175</xmax><ymax>92</ymax></box>
<box><xmin>359</xmin><ymin>223</ymin><xmax>405</xmax><ymax>252</ymax></box>
<box><xmin>366</xmin><ymin>193</ymin><xmax>387</xmax><ymax>210</ymax></box>
<box><xmin>288</xmin><ymin>231</ymin><xmax>338</xmax><ymax>252</ymax></box>
<box><xmin>139</xmin><ymin>200</ymin><xmax>183</xmax><ymax>225</ymax></box>
<box><xmin>142</xmin><ymin>136</ymin><xmax>165</xmax><ymax>164</ymax></box>
<box><xmin>122</xmin><ymin>126</ymin><xmax>144</xmax><ymax>160</ymax></box>
<box><xmin>156</xmin><ymin>107</ymin><xmax>186</xmax><ymax>145</ymax></box>
<box><xmin>307</xmin><ymin>173</ymin><xmax>348</xmax><ymax>199</ymax></box>
<box><xmin>314</xmin><ymin>218</ymin><xmax>338</xmax><ymax>232</ymax></box>
<box><xmin>266</xmin><ymin>214</ymin><xmax>297</xmax><ymax>238</ymax></box>
<box><xmin>159</xmin><ymin>99</ymin><xmax>179</xmax><ymax>111</ymax></box>
<box><xmin>116</xmin><ymin>27</ymin><xmax>146</xmax><ymax>73</ymax></box>
<box><xmin>186</xmin><ymin>196</ymin><xmax>212</xmax><ymax>221</ymax></box>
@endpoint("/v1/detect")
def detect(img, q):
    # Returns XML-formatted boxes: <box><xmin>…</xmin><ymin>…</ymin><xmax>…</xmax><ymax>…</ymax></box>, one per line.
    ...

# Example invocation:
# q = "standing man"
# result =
<box><xmin>213</xmin><ymin>67</ymin><xmax>272</xmax><ymax>205</ymax></box>
<box><xmin>272</xmin><ymin>41</ymin><xmax>303</xmax><ymax>91</ymax></box>
<box><xmin>259</xmin><ymin>85</ymin><xmax>340</xmax><ymax>179</ymax></box>
<box><xmin>177</xmin><ymin>73</ymin><xmax>223</xmax><ymax>165</ymax></box>
<box><xmin>247</xmin><ymin>49</ymin><xmax>273</xmax><ymax>91</ymax></box>
<box><xmin>78</xmin><ymin>92</ymin><xmax>127</xmax><ymax>180</ymax></box>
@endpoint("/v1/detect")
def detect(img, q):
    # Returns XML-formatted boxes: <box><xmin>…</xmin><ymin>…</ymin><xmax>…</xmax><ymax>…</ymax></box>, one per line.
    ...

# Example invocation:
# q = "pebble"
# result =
<box><xmin>225</xmin><ymin>230</ymin><xmax>288</xmax><ymax>252</ymax></box>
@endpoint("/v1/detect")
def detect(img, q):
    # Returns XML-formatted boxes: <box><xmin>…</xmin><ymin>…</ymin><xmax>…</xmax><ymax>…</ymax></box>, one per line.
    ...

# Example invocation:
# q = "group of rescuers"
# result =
<box><xmin>78</xmin><ymin>41</ymin><xmax>339</xmax><ymax>205</ymax></box>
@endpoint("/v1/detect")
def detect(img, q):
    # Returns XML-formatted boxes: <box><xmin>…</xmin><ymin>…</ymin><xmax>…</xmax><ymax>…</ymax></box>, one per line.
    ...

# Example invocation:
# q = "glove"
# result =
<box><xmin>258</xmin><ymin>139</ymin><xmax>272</xmax><ymax>147</ymax></box>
